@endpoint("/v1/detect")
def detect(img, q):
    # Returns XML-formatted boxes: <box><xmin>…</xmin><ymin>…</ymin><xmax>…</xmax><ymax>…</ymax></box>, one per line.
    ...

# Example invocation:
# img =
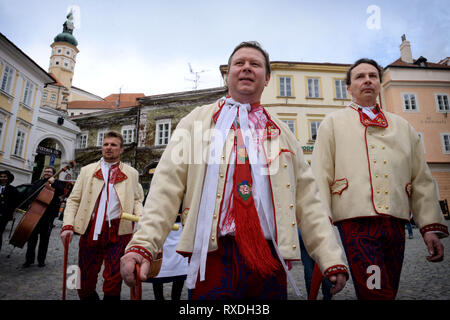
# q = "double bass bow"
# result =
<box><xmin>9</xmin><ymin>161</ymin><xmax>76</xmax><ymax>249</ymax></box>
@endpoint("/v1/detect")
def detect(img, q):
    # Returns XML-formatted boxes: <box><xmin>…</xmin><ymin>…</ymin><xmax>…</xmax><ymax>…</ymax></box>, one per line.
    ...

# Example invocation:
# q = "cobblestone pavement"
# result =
<box><xmin>0</xmin><ymin>219</ymin><xmax>449</xmax><ymax>300</ymax></box>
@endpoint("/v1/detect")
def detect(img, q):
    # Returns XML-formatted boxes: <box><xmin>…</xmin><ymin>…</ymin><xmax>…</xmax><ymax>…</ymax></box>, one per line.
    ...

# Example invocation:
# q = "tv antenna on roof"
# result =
<box><xmin>185</xmin><ymin>63</ymin><xmax>207</xmax><ymax>90</ymax></box>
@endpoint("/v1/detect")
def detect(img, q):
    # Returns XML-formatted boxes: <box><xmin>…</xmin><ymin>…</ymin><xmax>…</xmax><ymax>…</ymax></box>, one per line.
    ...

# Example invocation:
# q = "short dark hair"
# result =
<box><xmin>227</xmin><ymin>41</ymin><xmax>271</xmax><ymax>76</ymax></box>
<box><xmin>44</xmin><ymin>166</ymin><xmax>56</xmax><ymax>175</ymax></box>
<box><xmin>104</xmin><ymin>130</ymin><xmax>124</xmax><ymax>147</ymax></box>
<box><xmin>346</xmin><ymin>58</ymin><xmax>383</xmax><ymax>85</ymax></box>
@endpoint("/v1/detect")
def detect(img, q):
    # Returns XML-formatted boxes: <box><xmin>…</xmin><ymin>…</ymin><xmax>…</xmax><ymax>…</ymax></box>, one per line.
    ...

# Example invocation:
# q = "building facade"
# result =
<box><xmin>220</xmin><ymin>61</ymin><xmax>351</xmax><ymax>162</ymax></box>
<box><xmin>71</xmin><ymin>87</ymin><xmax>227</xmax><ymax>193</ymax></box>
<box><xmin>0</xmin><ymin>32</ymin><xmax>75</xmax><ymax>185</ymax></box>
<box><xmin>382</xmin><ymin>35</ymin><xmax>450</xmax><ymax>202</ymax></box>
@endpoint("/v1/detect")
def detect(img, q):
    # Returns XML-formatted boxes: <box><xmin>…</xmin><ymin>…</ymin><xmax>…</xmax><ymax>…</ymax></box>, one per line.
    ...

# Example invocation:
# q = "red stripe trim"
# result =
<box><xmin>323</xmin><ymin>264</ymin><xmax>349</xmax><ymax>280</ymax></box>
<box><xmin>126</xmin><ymin>245</ymin><xmax>153</xmax><ymax>262</ymax></box>
<box><xmin>61</xmin><ymin>225</ymin><xmax>74</xmax><ymax>233</ymax></box>
<box><xmin>420</xmin><ymin>223</ymin><xmax>449</xmax><ymax>237</ymax></box>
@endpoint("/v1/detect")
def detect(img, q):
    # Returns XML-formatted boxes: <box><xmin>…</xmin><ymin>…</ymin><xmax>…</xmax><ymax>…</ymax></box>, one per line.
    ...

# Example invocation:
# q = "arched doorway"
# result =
<box><xmin>32</xmin><ymin>138</ymin><xmax>64</xmax><ymax>182</ymax></box>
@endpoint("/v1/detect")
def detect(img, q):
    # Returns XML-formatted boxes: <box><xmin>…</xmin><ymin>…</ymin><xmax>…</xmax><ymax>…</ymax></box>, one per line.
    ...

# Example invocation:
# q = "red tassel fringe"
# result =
<box><xmin>233</xmin><ymin>196</ymin><xmax>280</xmax><ymax>278</ymax></box>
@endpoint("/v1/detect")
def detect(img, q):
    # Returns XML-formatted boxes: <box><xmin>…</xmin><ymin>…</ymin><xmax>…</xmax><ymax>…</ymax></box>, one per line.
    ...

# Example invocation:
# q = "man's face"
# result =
<box><xmin>102</xmin><ymin>137</ymin><xmax>123</xmax><ymax>163</ymax></box>
<box><xmin>0</xmin><ymin>174</ymin><xmax>8</xmax><ymax>186</ymax></box>
<box><xmin>43</xmin><ymin>168</ymin><xmax>54</xmax><ymax>179</ymax></box>
<box><xmin>347</xmin><ymin>63</ymin><xmax>381</xmax><ymax>106</ymax></box>
<box><xmin>227</xmin><ymin>47</ymin><xmax>270</xmax><ymax>104</ymax></box>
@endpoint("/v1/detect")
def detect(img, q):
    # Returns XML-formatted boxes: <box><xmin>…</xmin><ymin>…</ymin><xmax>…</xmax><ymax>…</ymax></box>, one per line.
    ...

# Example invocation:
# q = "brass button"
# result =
<box><xmin>211</xmin><ymin>236</ymin><xmax>215</xmax><ymax>241</ymax></box>
<box><xmin>373</xmin><ymin>160</ymin><xmax>377</xmax><ymax>163</ymax></box>
<box><xmin>384</xmin><ymin>191</ymin><xmax>388</xmax><ymax>194</ymax></box>
<box><xmin>371</xmin><ymin>145</ymin><xmax>375</xmax><ymax>149</ymax></box>
<box><xmin>384</xmin><ymin>174</ymin><xmax>388</xmax><ymax>178</ymax></box>
<box><xmin>382</xmin><ymin>146</ymin><xmax>385</xmax><ymax>150</ymax></box>
<box><xmin>292</xmin><ymin>245</ymin><xmax>297</xmax><ymax>249</ymax></box>
<box><xmin>289</xmin><ymin>204</ymin><xmax>294</xmax><ymax>208</ymax></box>
<box><xmin>375</xmin><ymin>174</ymin><xmax>379</xmax><ymax>178</ymax></box>
<box><xmin>217</xmin><ymin>193</ymin><xmax>221</xmax><ymax>198</ymax></box>
<box><xmin>286</xmin><ymin>184</ymin><xmax>291</xmax><ymax>188</ymax></box>
<box><xmin>220</xmin><ymin>173</ymin><xmax>224</xmax><ymax>178</ymax></box>
<box><xmin>213</xmin><ymin>214</ymin><xmax>217</xmax><ymax>219</ymax></box>
<box><xmin>376</xmin><ymin>190</ymin><xmax>380</xmax><ymax>194</ymax></box>
<box><xmin>385</xmin><ymin>206</ymin><xmax>389</xmax><ymax>210</ymax></box>
<box><xmin>292</xmin><ymin>221</ymin><xmax>296</xmax><ymax>226</ymax></box>
<box><xmin>284</xmin><ymin>163</ymin><xmax>288</xmax><ymax>168</ymax></box>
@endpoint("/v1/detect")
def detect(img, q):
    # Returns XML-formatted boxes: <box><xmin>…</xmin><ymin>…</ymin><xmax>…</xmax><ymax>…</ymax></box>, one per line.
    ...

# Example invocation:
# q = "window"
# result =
<box><xmin>97</xmin><ymin>130</ymin><xmax>107</xmax><ymax>147</ymax></box>
<box><xmin>22</xmin><ymin>80</ymin><xmax>34</xmax><ymax>106</ymax></box>
<box><xmin>279</xmin><ymin>77</ymin><xmax>292</xmax><ymax>97</ymax></box>
<box><xmin>442</xmin><ymin>133</ymin><xmax>450</xmax><ymax>154</ymax></box>
<box><xmin>42</xmin><ymin>91</ymin><xmax>48</xmax><ymax>100</ymax></box>
<box><xmin>310</xmin><ymin>121</ymin><xmax>321</xmax><ymax>140</ymax></box>
<box><xmin>436</xmin><ymin>94</ymin><xmax>449</xmax><ymax>112</ymax></box>
<box><xmin>76</xmin><ymin>133</ymin><xmax>88</xmax><ymax>149</ymax></box>
<box><xmin>155</xmin><ymin>119</ymin><xmax>171</xmax><ymax>145</ymax></box>
<box><xmin>122</xmin><ymin>126</ymin><xmax>136</xmax><ymax>144</ymax></box>
<box><xmin>281</xmin><ymin>119</ymin><xmax>295</xmax><ymax>135</ymax></box>
<box><xmin>403</xmin><ymin>93</ymin><xmax>418</xmax><ymax>111</ymax></box>
<box><xmin>50</xmin><ymin>93</ymin><xmax>56</xmax><ymax>101</ymax></box>
<box><xmin>334</xmin><ymin>79</ymin><xmax>347</xmax><ymax>99</ymax></box>
<box><xmin>307</xmin><ymin>78</ymin><xmax>320</xmax><ymax>98</ymax></box>
<box><xmin>0</xmin><ymin>121</ymin><xmax>3</xmax><ymax>149</ymax></box>
<box><xmin>1</xmin><ymin>64</ymin><xmax>14</xmax><ymax>94</ymax></box>
<box><xmin>14</xmin><ymin>129</ymin><xmax>26</xmax><ymax>157</ymax></box>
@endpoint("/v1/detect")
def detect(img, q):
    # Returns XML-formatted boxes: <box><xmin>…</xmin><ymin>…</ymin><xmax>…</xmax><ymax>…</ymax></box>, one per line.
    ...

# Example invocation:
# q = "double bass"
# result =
<box><xmin>9</xmin><ymin>161</ymin><xmax>76</xmax><ymax>249</ymax></box>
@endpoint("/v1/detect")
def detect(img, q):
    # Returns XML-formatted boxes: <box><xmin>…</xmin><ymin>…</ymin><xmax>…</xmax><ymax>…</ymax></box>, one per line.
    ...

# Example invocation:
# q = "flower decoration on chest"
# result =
<box><xmin>237</xmin><ymin>180</ymin><xmax>252</xmax><ymax>201</ymax></box>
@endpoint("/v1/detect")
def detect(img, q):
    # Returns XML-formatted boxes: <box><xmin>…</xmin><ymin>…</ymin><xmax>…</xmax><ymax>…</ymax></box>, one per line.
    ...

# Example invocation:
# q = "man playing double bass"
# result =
<box><xmin>23</xmin><ymin>166</ymin><xmax>65</xmax><ymax>268</ymax></box>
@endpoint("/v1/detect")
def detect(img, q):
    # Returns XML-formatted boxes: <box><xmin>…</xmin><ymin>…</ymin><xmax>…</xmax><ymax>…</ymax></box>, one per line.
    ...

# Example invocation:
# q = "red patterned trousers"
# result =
<box><xmin>77</xmin><ymin>218</ymin><xmax>131</xmax><ymax>299</ymax></box>
<box><xmin>337</xmin><ymin>216</ymin><xmax>406</xmax><ymax>300</ymax></box>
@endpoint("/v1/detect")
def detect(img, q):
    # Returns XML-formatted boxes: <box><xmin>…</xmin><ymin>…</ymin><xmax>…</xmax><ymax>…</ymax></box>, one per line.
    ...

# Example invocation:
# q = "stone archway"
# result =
<box><xmin>31</xmin><ymin>136</ymin><xmax>68</xmax><ymax>182</ymax></box>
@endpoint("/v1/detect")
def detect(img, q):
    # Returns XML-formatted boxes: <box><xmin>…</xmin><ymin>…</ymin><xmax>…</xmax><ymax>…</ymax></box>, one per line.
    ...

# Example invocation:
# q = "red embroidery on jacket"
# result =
<box><xmin>405</xmin><ymin>183</ymin><xmax>412</xmax><ymax>197</ymax></box>
<box><xmin>330</xmin><ymin>178</ymin><xmax>349</xmax><ymax>195</ymax></box>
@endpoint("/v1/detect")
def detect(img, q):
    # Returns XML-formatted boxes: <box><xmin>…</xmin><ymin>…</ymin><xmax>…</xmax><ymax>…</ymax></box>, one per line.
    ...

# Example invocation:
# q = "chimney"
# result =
<box><xmin>400</xmin><ymin>34</ymin><xmax>413</xmax><ymax>64</ymax></box>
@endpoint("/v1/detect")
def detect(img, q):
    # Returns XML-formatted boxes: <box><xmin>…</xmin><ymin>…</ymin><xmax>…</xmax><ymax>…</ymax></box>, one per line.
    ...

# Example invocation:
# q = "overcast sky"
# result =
<box><xmin>1</xmin><ymin>0</ymin><xmax>449</xmax><ymax>98</ymax></box>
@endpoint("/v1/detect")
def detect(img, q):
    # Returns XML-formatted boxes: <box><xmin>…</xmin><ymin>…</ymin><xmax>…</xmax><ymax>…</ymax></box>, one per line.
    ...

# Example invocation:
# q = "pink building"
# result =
<box><xmin>382</xmin><ymin>35</ymin><xmax>450</xmax><ymax>204</ymax></box>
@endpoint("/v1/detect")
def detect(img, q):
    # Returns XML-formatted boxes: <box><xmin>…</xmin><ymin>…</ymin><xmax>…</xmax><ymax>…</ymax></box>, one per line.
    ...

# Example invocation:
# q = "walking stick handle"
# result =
<box><xmin>130</xmin><ymin>263</ymin><xmax>142</xmax><ymax>300</ymax></box>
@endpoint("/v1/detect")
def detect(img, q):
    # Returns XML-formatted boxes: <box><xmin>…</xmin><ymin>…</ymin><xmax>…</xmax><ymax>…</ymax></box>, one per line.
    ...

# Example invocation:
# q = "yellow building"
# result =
<box><xmin>220</xmin><ymin>61</ymin><xmax>351</xmax><ymax>162</ymax></box>
<box><xmin>0</xmin><ymin>33</ymin><xmax>55</xmax><ymax>185</ymax></box>
<box><xmin>382</xmin><ymin>35</ymin><xmax>450</xmax><ymax>202</ymax></box>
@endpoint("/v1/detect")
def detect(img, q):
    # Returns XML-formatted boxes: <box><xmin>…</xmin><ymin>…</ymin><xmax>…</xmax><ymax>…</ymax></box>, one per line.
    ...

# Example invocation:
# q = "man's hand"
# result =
<box><xmin>328</xmin><ymin>273</ymin><xmax>347</xmax><ymax>295</ymax></box>
<box><xmin>120</xmin><ymin>252</ymin><xmax>151</xmax><ymax>287</ymax></box>
<box><xmin>48</xmin><ymin>177</ymin><xmax>55</xmax><ymax>184</ymax></box>
<box><xmin>60</xmin><ymin>230</ymin><xmax>73</xmax><ymax>246</ymax></box>
<box><xmin>423</xmin><ymin>232</ymin><xmax>444</xmax><ymax>262</ymax></box>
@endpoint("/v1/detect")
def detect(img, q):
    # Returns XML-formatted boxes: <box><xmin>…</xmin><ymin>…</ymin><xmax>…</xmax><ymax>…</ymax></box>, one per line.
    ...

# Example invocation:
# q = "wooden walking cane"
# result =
<box><xmin>62</xmin><ymin>236</ymin><xmax>70</xmax><ymax>300</ymax></box>
<box><xmin>309</xmin><ymin>263</ymin><xmax>323</xmax><ymax>300</ymax></box>
<box><xmin>130</xmin><ymin>264</ymin><xmax>142</xmax><ymax>300</ymax></box>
